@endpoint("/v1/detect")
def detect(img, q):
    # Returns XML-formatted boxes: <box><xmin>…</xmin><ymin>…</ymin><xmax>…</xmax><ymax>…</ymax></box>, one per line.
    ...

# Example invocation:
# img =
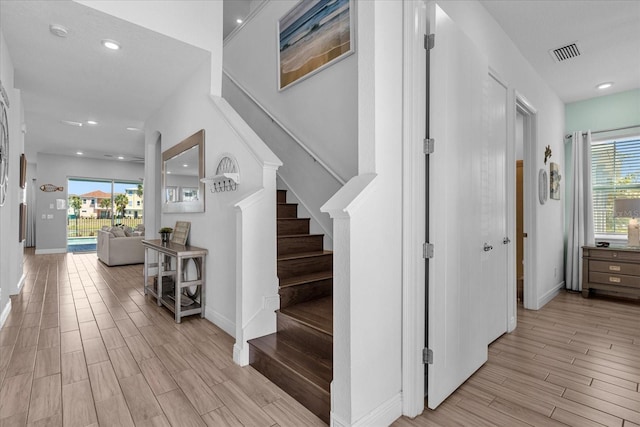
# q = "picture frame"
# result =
<box><xmin>550</xmin><ymin>162</ymin><xmax>561</xmax><ymax>200</ymax></box>
<box><xmin>171</xmin><ymin>221</ymin><xmax>191</xmax><ymax>245</ymax></box>
<box><xmin>19</xmin><ymin>202</ymin><xmax>26</xmax><ymax>242</ymax></box>
<box><xmin>19</xmin><ymin>153</ymin><xmax>26</xmax><ymax>189</ymax></box>
<box><xmin>278</xmin><ymin>0</ymin><xmax>355</xmax><ymax>90</ymax></box>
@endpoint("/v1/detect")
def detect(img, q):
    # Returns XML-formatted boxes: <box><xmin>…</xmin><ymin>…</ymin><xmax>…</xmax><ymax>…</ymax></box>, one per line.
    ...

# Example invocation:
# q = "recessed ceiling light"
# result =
<box><xmin>87</xmin><ymin>120</ymin><xmax>98</xmax><ymax>125</ymax></box>
<box><xmin>167</xmin><ymin>171</ymin><xmax>172</xmax><ymax>174</ymax></box>
<box><xmin>597</xmin><ymin>82</ymin><xmax>613</xmax><ymax>90</ymax></box>
<box><xmin>183</xmin><ymin>164</ymin><xmax>188</xmax><ymax>167</ymax></box>
<box><xmin>236</xmin><ymin>18</ymin><xmax>243</xmax><ymax>24</ymax></box>
<box><xmin>61</xmin><ymin>120</ymin><xmax>83</xmax><ymax>127</ymax></box>
<box><xmin>76</xmin><ymin>151</ymin><xmax>83</xmax><ymax>155</ymax></box>
<box><xmin>117</xmin><ymin>156</ymin><xmax>124</xmax><ymax>160</ymax></box>
<box><xmin>50</xmin><ymin>24</ymin><xmax>69</xmax><ymax>38</ymax></box>
<box><xmin>126</xmin><ymin>127</ymin><xmax>142</xmax><ymax>132</ymax></box>
<box><xmin>101</xmin><ymin>39</ymin><xmax>121</xmax><ymax>50</ymax></box>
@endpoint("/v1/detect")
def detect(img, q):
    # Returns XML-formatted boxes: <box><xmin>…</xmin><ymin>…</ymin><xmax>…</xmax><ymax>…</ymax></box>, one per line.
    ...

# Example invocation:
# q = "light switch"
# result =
<box><xmin>47</xmin><ymin>214</ymin><xmax>53</xmax><ymax>219</ymax></box>
<box><xmin>41</xmin><ymin>214</ymin><xmax>46</xmax><ymax>220</ymax></box>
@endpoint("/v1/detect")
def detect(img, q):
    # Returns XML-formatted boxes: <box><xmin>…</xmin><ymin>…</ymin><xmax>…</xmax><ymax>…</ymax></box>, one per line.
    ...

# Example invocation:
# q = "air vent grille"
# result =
<box><xmin>550</xmin><ymin>42</ymin><xmax>581</xmax><ymax>63</ymax></box>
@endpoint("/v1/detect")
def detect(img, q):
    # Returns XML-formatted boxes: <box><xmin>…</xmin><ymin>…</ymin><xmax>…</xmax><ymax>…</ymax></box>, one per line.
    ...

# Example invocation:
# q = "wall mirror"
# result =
<box><xmin>162</xmin><ymin>129</ymin><xmax>205</xmax><ymax>213</ymax></box>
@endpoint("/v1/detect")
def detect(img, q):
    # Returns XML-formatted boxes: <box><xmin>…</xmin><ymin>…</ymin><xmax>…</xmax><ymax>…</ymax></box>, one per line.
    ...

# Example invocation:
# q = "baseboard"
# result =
<box><xmin>0</xmin><ymin>299</ymin><xmax>12</xmax><ymax>329</ymax></box>
<box><xmin>538</xmin><ymin>281</ymin><xmax>565</xmax><ymax>308</ymax></box>
<box><xmin>331</xmin><ymin>393</ymin><xmax>403</xmax><ymax>427</ymax></box>
<box><xmin>204</xmin><ymin>306</ymin><xmax>235</xmax><ymax>338</ymax></box>
<box><xmin>12</xmin><ymin>273</ymin><xmax>26</xmax><ymax>296</ymax></box>
<box><xmin>35</xmin><ymin>248</ymin><xmax>67</xmax><ymax>255</ymax></box>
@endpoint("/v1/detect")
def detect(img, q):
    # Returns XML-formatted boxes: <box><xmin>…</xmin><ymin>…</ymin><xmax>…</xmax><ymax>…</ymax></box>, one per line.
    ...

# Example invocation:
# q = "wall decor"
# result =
<box><xmin>19</xmin><ymin>203</ymin><xmax>26</xmax><ymax>242</ymax></box>
<box><xmin>19</xmin><ymin>153</ymin><xmax>26</xmax><ymax>189</ymax></box>
<box><xmin>544</xmin><ymin>145</ymin><xmax>552</xmax><ymax>164</ymax></box>
<box><xmin>278</xmin><ymin>0</ymin><xmax>355</xmax><ymax>90</ymax></box>
<box><xmin>538</xmin><ymin>168</ymin><xmax>548</xmax><ymax>205</ymax></box>
<box><xmin>550</xmin><ymin>162</ymin><xmax>561</xmax><ymax>200</ymax></box>
<box><xmin>0</xmin><ymin>96</ymin><xmax>8</xmax><ymax>207</ymax></box>
<box><xmin>40</xmin><ymin>183</ymin><xmax>64</xmax><ymax>192</ymax></box>
<box><xmin>162</xmin><ymin>129</ymin><xmax>205</xmax><ymax>213</ymax></box>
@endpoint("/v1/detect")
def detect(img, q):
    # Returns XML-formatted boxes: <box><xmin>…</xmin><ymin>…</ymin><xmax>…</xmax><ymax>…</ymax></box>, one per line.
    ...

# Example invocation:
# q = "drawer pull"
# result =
<box><xmin>609</xmin><ymin>265</ymin><xmax>621</xmax><ymax>271</ymax></box>
<box><xmin>609</xmin><ymin>276</ymin><xmax>621</xmax><ymax>283</ymax></box>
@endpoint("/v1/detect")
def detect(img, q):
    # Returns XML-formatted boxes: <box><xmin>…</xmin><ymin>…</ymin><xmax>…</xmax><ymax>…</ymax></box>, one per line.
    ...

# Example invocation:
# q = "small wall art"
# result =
<box><xmin>278</xmin><ymin>0</ymin><xmax>355</xmax><ymax>90</ymax></box>
<box><xmin>19</xmin><ymin>153</ymin><xmax>26</xmax><ymax>189</ymax></box>
<box><xmin>550</xmin><ymin>162</ymin><xmax>561</xmax><ymax>200</ymax></box>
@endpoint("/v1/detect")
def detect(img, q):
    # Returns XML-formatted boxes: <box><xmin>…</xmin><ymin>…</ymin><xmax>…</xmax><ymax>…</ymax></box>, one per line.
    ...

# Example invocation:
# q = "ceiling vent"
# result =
<box><xmin>549</xmin><ymin>42</ymin><xmax>581</xmax><ymax>63</ymax></box>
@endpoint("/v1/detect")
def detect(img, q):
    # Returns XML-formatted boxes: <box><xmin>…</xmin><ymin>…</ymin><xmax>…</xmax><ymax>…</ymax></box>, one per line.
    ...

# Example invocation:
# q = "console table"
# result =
<box><xmin>582</xmin><ymin>245</ymin><xmax>640</xmax><ymax>300</ymax></box>
<box><xmin>142</xmin><ymin>239</ymin><xmax>208</xmax><ymax>323</ymax></box>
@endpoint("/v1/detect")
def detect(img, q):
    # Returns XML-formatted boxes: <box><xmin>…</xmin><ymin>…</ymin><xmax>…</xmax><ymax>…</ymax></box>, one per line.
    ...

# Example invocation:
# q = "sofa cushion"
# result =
<box><xmin>111</xmin><ymin>227</ymin><xmax>126</xmax><ymax>238</ymax></box>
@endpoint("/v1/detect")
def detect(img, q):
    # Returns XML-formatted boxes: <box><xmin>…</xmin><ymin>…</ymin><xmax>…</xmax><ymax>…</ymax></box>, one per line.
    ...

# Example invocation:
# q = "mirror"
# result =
<box><xmin>162</xmin><ymin>129</ymin><xmax>205</xmax><ymax>213</ymax></box>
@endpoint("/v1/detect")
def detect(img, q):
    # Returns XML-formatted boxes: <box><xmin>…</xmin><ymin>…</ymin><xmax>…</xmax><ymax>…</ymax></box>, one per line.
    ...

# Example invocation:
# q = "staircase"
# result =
<box><xmin>249</xmin><ymin>189</ymin><xmax>333</xmax><ymax>424</ymax></box>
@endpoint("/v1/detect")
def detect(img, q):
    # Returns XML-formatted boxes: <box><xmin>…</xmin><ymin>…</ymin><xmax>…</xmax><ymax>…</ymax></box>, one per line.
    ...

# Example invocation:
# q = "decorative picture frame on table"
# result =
<box><xmin>171</xmin><ymin>221</ymin><xmax>191</xmax><ymax>245</ymax></box>
<box><xmin>277</xmin><ymin>0</ymin><xmax>355</xmax><ymax>90</ymax></box>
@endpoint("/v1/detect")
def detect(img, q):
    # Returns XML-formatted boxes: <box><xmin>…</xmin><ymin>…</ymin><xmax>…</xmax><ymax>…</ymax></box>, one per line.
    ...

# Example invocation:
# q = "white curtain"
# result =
<box><xmin>566</xmin><ymin>130</ymin><xmax>594</xmax><ymax>291</ymax></box>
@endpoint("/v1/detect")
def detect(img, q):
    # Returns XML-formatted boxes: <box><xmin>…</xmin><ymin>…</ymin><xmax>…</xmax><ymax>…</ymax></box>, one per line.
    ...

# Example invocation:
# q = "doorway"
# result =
<box><xmin>516</xmin><ymin>112</ymin><xmax>525</xmax><ymax>303</ymax></box>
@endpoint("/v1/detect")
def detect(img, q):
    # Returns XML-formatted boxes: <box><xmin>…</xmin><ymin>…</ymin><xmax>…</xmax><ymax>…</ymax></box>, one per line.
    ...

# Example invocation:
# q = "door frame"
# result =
<box><xmin>401</xmin><ymin>0</ymin><xmax>428</xmax><ymax>418</ymax></box>
<box><xmin>515</xmin><ymin>92</ymin><xmax>539</xmax><ymax>310</ymax></box>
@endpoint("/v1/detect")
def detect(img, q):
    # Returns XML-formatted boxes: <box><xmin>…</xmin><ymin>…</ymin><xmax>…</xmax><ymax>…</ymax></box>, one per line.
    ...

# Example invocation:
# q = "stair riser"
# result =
<box><xmin>278</xmin><ymin>235</ymin><xmax>323</xmax><ymax>256</ymax></box>
<box><xmin>277</xmin><ymin>190</ymin><xmax>287</xmax><ymax>204</ymax></box>
<box><xmin>277</xmin><ymin>219</ymin><xmax>310</xmax><ymax>236</ymax></box>
<box><xmin>280</xmin><ymin>279</ymin><xmax>332</xmax><ymax>309</ymax></box>
<box><xmin>278</xmin><ymin>254</ymin><xmax>332</xmax><ymax>280</ymax></box>
<box><xmin>277</xmin><ymin>204</ymin><xmax>297</xmax><ymax>218</ymax></box>
<box><xmin>278</xmin><ymin>313</ymin><xmax>332</xmax><ymax>361</ymax></box>
<box><xmin>250</xmin><ymin>346</ymin><xmax>330</xmax><ymax>424</ymax></box>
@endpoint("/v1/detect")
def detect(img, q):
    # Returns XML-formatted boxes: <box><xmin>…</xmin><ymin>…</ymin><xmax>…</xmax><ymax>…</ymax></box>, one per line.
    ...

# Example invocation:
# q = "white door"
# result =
<box><xmin>427</xmin><ymin>4</ymin><xmax>489</xmax><ymax>409</ymax></box>
<box><xmin>484</xmin><ymin>74</ymin><xmax>509</xmax><ymax>344</ymax></box>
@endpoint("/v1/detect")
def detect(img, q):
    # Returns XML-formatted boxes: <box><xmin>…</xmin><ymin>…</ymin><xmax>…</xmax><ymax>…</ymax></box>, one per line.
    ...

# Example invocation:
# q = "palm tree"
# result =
<box><xmin>99</xmin><ymin>198</ymin><xmax>111</xmax><ymax>219</ymax></box>
<box><xmin>69</xmin><ymin>195</ymin><xmax>82</xmax><ymax>236</ymax></box>
<box><xmin>114</xmin><ymin>194</ymin><xmax>128</xmax><ymax>219</ymax></box>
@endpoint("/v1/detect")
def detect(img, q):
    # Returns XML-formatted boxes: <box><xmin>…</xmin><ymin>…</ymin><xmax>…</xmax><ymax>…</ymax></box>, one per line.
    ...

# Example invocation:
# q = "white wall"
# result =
<box><xmin>439</xmin><ymin>0</ymin><xmax>566</xmax><ymax>307</ymax></box>
<box><xmin>34</xmin><ymin>154</ymin><xmax>143</xmax><ymax>253</ymax></box>
<box><xmin>0</xmin><ymin>28</ymin><xmax>26</xmax><ymax>326</ymax></box>
<box><xmin>223</xmin><ymin>1</ymin><xmax>358</xmax><ymax>183</ymax></box>
<box><xmin>145</xmin><ymin>60</ymin><xmax>280</xmax><ymax>341</ymax></box>
<box><xmin>76</xmin><ymin>0</ymin><xmax>223</xmax><ymax>96</ymax></box>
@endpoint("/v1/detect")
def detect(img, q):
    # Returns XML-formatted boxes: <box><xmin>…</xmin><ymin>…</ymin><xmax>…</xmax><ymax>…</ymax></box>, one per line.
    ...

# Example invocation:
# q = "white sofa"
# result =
<box><xmin>97</xmin><ymin>229</ymin><xmax>145</xmax><ymax>266</ymax></box>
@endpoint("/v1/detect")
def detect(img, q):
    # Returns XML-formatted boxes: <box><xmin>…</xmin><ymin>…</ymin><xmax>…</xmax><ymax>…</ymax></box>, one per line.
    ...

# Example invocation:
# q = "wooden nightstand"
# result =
<box><xmin>582</xmin><ymin>245</ymin><xmax>640</xmax><ymax>300</ymax></box>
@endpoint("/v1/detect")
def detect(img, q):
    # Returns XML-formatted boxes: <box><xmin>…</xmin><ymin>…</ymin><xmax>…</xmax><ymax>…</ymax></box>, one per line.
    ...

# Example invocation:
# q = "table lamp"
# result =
<box><xmin>614</xmin><ymin>198</ymin><xmax>640</xmax><ymax>247</ymax></box>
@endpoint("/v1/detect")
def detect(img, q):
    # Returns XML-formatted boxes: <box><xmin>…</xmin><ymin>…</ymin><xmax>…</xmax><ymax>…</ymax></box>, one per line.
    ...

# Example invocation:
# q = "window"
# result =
<box><xmin>591</xmin><ymin>136</ymin><xmax>640</xmax><ymax>236</ymax></box>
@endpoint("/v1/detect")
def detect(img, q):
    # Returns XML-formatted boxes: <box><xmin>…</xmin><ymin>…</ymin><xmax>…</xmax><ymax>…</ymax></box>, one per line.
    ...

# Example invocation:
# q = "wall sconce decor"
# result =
<box><xmin>201</xmin><ymin>155</ymin><xmax>240</xmax><ymax>193</ymax></box>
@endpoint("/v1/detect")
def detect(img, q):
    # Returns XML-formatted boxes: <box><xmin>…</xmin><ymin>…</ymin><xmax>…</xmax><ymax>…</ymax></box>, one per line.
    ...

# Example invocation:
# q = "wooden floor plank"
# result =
<box><xmin>5</xmin><ymin>250</ymin><xmax>640</xmax><ymax>427</ymax></box>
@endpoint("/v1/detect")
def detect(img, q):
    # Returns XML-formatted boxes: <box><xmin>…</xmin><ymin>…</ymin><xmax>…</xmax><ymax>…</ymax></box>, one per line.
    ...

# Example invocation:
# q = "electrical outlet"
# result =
<box><xmin>41</xmin><ymin>214</ymin><xmax>46</xmax><ymax>220</ymax></box>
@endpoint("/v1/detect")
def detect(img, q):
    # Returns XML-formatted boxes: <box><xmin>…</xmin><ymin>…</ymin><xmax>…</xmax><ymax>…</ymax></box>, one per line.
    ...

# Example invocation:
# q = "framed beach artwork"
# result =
<box><xmin>278</xmin><ymin>0</ymin><xmax>355</xmax><ymax>90</ymax></box>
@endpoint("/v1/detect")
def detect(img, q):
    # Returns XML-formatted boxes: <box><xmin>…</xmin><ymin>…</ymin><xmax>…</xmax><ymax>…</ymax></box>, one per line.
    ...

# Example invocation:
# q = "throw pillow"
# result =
<box><xmin>123</xmin><ymin>226</ymin><xmax>133</xmax><ymax>237</ymax></box>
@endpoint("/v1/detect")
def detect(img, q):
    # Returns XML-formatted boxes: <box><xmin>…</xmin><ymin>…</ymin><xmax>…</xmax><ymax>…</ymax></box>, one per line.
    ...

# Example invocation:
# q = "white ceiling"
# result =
<box><xmin>480</xmin><ymin>0</ymin><xmax>640</xmax><ymax>103</ymax></box>
<box><xmin>0</xmin><ymin>0</ymin><xmax>210</xmax><ymax>165</ymax></box>
<box><xmin>1</xmin><ymin>0</ymin><xmax>638</xmax><ymax>168</ymax></box>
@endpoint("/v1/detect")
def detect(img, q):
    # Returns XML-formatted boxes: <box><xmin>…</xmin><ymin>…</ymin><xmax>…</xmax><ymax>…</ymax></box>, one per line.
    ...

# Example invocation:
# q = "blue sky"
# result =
<box><xmin>68</xmin><ymin>179</ymin><xmax>141</xmax><ymax>196</ymax></box>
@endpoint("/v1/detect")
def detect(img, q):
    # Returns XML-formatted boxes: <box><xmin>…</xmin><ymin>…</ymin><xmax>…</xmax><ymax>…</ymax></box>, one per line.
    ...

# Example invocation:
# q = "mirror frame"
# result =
<box><xmin>162</xmin><ymin>129</ymin><xmax>205</xmax><ymax>213</ymax></box>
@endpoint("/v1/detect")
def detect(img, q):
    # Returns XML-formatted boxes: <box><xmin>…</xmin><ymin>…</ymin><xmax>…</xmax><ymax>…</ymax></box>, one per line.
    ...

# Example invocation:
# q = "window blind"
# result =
<box><xmin>591</xmin><ymin>137</ymin><xmax>640</xmax><ymax>235</ymax></box>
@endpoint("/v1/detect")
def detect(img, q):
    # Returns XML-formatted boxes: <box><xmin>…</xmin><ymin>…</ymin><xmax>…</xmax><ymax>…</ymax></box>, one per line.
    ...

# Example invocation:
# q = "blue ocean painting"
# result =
<box><xmin>279</xmin><ymin>0</ymin><xmax>352</xmax><ymax>89</ymax></box>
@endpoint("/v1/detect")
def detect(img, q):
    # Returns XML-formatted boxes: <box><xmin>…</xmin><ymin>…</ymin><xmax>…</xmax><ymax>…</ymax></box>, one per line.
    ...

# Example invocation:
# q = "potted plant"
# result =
<box><xmin>159</xmin><ymin>227</ymin><xmax>173</xmax><ymax>244</ymax></box>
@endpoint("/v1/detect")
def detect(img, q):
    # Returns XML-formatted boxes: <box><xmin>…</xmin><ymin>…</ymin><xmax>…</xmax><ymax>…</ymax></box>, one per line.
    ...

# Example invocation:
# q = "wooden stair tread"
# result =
<box><xmin>280</xmin><ymin>271</ymin><xmax>333</xmax><ymax>288</ymax></box>
<box><xmin>278</xmin><ymin>250</ymin><xmax>332</xmax><ymax>262</ymax></box>
<box><xmin>278</xmin><ymin>233</ymin><xmax>324</xmax><ymax>238</ymax></box>
<box><xmin>249</xmin><ymin>333</ymin><xmax>332</xmax><ymax>392</ymax></box>
<box><xmin>279</xmin><ymin>296</ymin><xmax>333</xmax><ymax>336</ymax></box>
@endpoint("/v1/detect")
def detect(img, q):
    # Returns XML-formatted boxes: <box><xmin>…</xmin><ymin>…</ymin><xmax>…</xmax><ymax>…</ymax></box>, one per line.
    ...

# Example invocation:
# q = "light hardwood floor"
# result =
<box><xmin>0</xmin><ymin>249</ymin><xmax>325</xmax><ymax>426</ymax></box>
<box><xmin>395</xmin><ymin>292</ymin><xmax>640</xmax><ymax>427</ymax></box>
<box><xmin>1</xmin><ymin>250</ymin><xmax>639</xmax><ymax>426</ymax></box>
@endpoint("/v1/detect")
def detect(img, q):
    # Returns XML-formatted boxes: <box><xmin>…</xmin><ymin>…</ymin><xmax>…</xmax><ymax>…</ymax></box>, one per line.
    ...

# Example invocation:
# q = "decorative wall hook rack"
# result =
<box><xmin>201</xmin><ymin>155</ymin><xmax>240</xmax><ymax>193</ymax></box>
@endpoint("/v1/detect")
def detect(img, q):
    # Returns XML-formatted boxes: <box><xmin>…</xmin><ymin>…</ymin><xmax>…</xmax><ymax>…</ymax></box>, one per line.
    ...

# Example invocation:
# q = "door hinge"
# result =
<box><xmin>423</xmin><ymin>242</ymin><xmax>434</xmax><ymax>259</ymax></box>
<box><xmin>424</xmin><ymin>33</ymin><xmax>435</xmax><ymax>50</ymax></box>
<box><xmin>423</xmin><ymin>138</ymin><xmax>434</xmax><ymax>155</ymax></box>
<box><xmin>423</xmin><ymin>348</ymin><xmax>433</xmax><ymax>364</ymax></box>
